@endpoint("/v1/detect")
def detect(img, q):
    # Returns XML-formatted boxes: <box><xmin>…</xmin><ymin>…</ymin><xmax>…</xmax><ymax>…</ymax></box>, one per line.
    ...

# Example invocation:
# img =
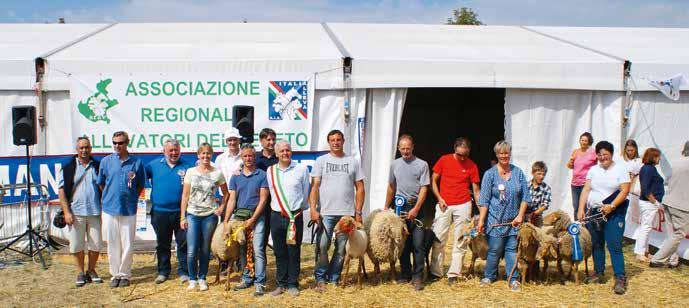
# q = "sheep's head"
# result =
<box><xmin>334</xmin><ymin>216</ymin><xmax>361</xmax><ymax>236</ymax></box>
<box><xmin>543</xmin><ymin>210</ymin><xmax>571</xmax><ymax>229</ymax></box>
<box><xmin>535</xmin><ymin>236</ymin><xmax>558</xmax><ymax>261</ymax></box>
<box><xmin>224</xmin><ymin>221</ymin><xmax>247</xmax><ymax>246</ymax></box>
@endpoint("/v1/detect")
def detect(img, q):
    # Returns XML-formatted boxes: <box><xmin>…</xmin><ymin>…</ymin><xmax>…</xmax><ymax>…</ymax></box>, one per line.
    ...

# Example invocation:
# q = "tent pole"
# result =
<box><xmin>621</xmin><ymin>60</ymin><xmax>632</xmax><ymax>148</ymax></box>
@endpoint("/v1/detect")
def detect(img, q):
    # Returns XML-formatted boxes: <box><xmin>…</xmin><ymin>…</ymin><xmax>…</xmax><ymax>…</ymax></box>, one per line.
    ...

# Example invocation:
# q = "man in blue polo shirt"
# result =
<box><xmin>223</xmin><ymin>143</ymin><xmax>269</xmax><ymax>296</ymax></box>
<box><xmin>98</xmin><ymin>131</ymin><xmax>146</xmax><ymax>289</ymax></box>
<box><xmin>146</xmin><ymin>139</ymin><xmax>192</xmax><ymax>284</ymax></box>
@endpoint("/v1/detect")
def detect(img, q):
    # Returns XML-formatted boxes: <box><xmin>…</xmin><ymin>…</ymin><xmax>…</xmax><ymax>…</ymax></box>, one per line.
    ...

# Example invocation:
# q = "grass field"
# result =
<box><xmin>1</xmin><ymin>242</ymin><xmax>688</xmax><ymax>307</ymax></box>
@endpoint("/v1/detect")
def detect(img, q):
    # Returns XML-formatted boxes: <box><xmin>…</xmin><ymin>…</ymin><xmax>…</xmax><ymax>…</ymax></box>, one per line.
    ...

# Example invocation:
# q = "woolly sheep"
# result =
<box><xmin>516</xmin><ymin>223</ymin><xmax>541</xmax><ymax>284</ymax></box>
<box><xmin>334</xmin><ymin>216</ymin><xmax>368</xmax><ymax>288</ymax></box>
<box><xmin>210</xmin><ymin>220</ymin><xmax>246</xmax><ymax>290</ymax></box>
<box><xmin>543</xmin><ymin>210</ymin><xmax>592</xmax><ymax>284</ymax></box>
<box><xmin>534</xmin><ymin>230</ymin><xmax>559</xmax><ymax>282</ymax></box>
<box><xmin>363</xmin><ymin>209</ymin><xmax>408</xmax><ymax>283</ymax></box>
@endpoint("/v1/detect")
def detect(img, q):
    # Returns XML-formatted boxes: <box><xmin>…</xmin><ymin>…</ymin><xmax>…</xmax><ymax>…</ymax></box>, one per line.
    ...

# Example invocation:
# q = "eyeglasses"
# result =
<box><xmin>112</xmin><ymin>141</ymin><xmax>126</xmax><ymax>145</ymax></box>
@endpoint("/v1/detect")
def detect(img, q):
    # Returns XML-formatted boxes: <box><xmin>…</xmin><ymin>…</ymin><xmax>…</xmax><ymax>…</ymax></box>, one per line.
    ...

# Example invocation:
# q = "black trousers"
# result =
<box><xmin>151</xmin><ymin>209</ymin><xmax>188</xmax><ymax>277</ymax></box>
<box><xmin>400</xmin><ymin>219</ymin><xmax>426</xmax><ymax>281</ymax></box>
<box><xmin>270</xmin><ymin>211</ymin><xmax>303</xmax><ymax>289</ymax></box>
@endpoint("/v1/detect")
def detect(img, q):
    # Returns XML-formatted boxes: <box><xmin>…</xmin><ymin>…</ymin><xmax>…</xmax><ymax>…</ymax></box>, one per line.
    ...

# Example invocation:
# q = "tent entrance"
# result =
<box><xmin>398</xmin><ymin>88</ymin><xmax>506</xmax><ymax>216</ymax></box>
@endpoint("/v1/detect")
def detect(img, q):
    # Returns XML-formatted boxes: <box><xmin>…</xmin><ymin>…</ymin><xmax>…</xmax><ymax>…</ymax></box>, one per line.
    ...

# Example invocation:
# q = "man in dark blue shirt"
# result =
<box><xmin>146</xmin><ymin>139</ymin><xmax>192</xmax><ymax>284</ymax></box>
<box><xmin>224</xmin><ymin>143</ymin><xmax>270</xmax><ymax>296</ymax></box>
<box><xmin>254</xmin><ymin>128</ymin><xmax>278</xmax><ymax>257</ymax></box>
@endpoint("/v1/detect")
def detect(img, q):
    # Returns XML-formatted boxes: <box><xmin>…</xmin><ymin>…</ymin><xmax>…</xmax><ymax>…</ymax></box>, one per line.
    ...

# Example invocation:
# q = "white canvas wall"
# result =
<box><xmin>505</xmin><ymin>89</ymin><xmax>624</xmax><ymax>217</ymax></box>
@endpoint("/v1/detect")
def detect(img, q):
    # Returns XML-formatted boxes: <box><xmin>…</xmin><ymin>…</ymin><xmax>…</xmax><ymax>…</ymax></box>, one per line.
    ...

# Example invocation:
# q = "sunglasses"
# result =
<box><xmin>112</xmin><ymin>141</ymin><xmax>126</xmax><ymax>145</ymax></box>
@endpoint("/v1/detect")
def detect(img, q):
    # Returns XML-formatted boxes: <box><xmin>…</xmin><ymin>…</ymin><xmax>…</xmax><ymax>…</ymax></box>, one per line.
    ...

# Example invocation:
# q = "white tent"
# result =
<box><xmin>1</xmin><ymin>23</ymin><xmax>688</xmax><ymax>256</ymax></box>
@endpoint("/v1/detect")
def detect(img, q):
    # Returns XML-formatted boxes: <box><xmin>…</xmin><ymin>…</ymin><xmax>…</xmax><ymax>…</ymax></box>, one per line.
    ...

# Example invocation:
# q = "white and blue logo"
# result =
<box><xmin>268</xmin><ymin>81</ymin><xmax>308</xmax><ymax>120</ymax></box>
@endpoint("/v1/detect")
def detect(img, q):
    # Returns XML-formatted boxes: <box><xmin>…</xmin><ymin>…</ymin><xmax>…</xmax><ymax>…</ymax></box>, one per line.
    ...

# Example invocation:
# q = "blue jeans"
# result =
<box><xmin>240</xmin><ymin>215</ymin><xmax>267</xmax><ymax>286</ymax></box>
<box><xmin>314</xmin><ymin>215</ymin><xmax>348</xmax><ymax>283</ymax></box>
<box><xmin>571</xmin><ymin>185</ymin><xmax>584</xmax><ymax>219</ymax></box>
<box><xmin>271</xmin><ymin>211</ymin><xmax>303</xmax><ymax>289</ymax></box>
<box><xmin>484</xmin><ymin>234</ymin><xmax>519</xmax><ymax>283</ymax></box>
<box><xmin>587</xmin><ymin>204</ymin><xmax>627</xmax><ymax>278</ymax></box>
<box><xmin>186</xmin><ymin>213</ymin><xmax>218</xmax><ymax>281</ymax></box>
<box><xmin>151</xmin><ymin>210</ymin><xmax>188</xmax><ymax>277</ymax></box>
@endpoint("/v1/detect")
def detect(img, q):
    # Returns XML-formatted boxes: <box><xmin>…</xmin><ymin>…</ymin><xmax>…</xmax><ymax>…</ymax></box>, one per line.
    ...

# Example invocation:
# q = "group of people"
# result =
<box><xmin>57</xmin><ymin>127</ymin><xmax>689</xmax><ymax>297</ymax></box>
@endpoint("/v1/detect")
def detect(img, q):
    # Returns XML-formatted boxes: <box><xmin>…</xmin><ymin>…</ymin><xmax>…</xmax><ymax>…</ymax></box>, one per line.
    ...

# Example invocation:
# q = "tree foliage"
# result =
<box><xmin>446</xmin><ymin>7</ymin><xmax>483</xmax><ymax>25</ymax></box>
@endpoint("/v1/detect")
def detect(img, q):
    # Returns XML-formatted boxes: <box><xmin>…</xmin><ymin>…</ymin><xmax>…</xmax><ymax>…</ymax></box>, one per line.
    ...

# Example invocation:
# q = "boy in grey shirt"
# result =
<box><xmin>310</xmin><ymin>130</ymin><xmax>365</xmax><ymax>290</ymax></box>
<box><xmin>385</xmin><ymin>135</ymin><xmax>430</xmax><ymax>290</ymax></box>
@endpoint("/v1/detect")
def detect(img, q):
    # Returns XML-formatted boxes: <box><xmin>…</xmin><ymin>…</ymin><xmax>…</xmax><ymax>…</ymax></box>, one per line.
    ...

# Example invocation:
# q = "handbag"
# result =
<box><xmin>233</xmin><ymin>208</ymin><xmax>254</xmax><ymax>221</ymax></box>
<box><xmin>54</xmin><ymin>165</ymin><xmax>90</xmax><ymax>229</ymax></box>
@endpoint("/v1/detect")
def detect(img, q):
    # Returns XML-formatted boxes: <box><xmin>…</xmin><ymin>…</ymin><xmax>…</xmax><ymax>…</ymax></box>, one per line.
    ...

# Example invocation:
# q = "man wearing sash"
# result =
<box><xmin>224</xmin><ymin>144</ymin><xmax>270</xmax><ymax>296</ymax></box>
<box><xmin>310</xmin><ymin>130</ymin><xmax>365</xmax><ymax>291</ymax></box>
<box><xmin>267</xmin><ymin>141</ymin><xmax>310</xmax><ymax>297</ymax></box>
<box><xmin>98</xmin><ymin>131</ymin><xmax>146</xmax><ymax>288</ymax></box>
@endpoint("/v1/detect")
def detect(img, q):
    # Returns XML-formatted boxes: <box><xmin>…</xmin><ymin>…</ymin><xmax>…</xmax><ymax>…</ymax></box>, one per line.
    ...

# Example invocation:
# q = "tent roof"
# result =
<box><xmin>327</xmin><ymin>23</ymin><xmax>624</xmax><ymax>90</ymax></box>
<box><xmin>529</xmin><ymin>26</ymin><xmax>689</xmax><ymax>90</ymax></box>
<box><xmin>1</xmin><ymin>23</ymin><xmax>687</xmax><ymax>91</ymax></box>
<box><xmin>0</xmin><ymin>24</ymin><xmax>106</xmax><ymax>90</ymax></box>
<box><xmin>42</xmin><ymin>23</ymin><xmax>345</xmax><ymax>90</ymax></box>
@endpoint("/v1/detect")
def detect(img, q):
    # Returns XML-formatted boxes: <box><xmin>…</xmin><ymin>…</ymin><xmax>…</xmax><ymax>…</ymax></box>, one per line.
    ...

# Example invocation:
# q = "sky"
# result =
<box><xmin>1</xmin><ymin>0</ymin><xmax>688</xmax><ymax>27</ymax></box>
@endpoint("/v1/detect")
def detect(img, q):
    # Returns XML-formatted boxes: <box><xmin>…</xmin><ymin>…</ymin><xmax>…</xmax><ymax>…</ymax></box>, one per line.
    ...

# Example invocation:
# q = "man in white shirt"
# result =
<box><xmin>266</xmin><ymin>141</ymin><xmax>310</xmax><ymax>297</ymax></box>
<box><xmin>215</xmin><ymin>127</ymin><xmax>243</xmax><ymax>186</ymax></box>
<box><xmin>650</xmin><ymin>141</ymin><xmax>689</xmax><ymax>268</ymax></box>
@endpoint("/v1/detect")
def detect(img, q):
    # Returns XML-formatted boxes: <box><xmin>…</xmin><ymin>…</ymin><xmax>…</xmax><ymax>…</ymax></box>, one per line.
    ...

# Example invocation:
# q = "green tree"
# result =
<box><xmin>446</xmin><ymin>7</ymin><xmax>484</xmax><ymax>25</ymax></box>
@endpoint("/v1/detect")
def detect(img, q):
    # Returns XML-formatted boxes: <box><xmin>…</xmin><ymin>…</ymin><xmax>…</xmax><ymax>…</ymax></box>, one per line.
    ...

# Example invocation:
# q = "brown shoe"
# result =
<box><xmin>412</xmin><ymin>279</ymin><xmax>425</xmax><ymax>291</ymax></box>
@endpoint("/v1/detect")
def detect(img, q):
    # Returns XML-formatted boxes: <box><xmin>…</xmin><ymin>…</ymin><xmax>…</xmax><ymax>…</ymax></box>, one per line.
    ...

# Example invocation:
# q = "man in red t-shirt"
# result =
<box><xmin>429</xmin><ymin>137</ymin><xmax>481</xmax><ymax>284</ymax></box>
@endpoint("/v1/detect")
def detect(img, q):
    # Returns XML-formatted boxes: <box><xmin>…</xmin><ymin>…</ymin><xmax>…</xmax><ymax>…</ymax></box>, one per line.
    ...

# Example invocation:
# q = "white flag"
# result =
<box><xmin>647</xmin><ymin>74</ymin><xmax>687</xmax><ymax>101</ymax></box>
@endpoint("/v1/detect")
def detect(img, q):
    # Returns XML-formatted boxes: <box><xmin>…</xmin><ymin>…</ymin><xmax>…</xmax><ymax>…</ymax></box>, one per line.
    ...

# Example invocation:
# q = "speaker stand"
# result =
<box><xmin>0</xmin><ymin>145</ymin><xmax>50</xmax><ymax>269</ymax></box>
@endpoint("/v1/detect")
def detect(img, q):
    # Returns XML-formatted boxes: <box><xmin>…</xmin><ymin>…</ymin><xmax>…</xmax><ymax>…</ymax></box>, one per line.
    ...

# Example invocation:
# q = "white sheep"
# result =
<box><xmin>363</xmin><ymin>209</ymin><xmax>408</xmax><ymax>283</ymax></box>
<box><xmin>210</xmin><ymin>220</ymin><xmax>246</xmax><ymax>290</ymax></box>
<box><xmin>333</xmin><ymin>215</ymin><xmax>368</xmax><ymax>288</ymax></box>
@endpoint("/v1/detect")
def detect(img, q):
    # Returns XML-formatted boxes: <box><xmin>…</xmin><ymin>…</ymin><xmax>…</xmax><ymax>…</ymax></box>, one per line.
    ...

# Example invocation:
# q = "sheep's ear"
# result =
<box><xmin>550</xmin><ymin>245</ymin><xmax>558</xmax><ymax>258</ymax></box>
<box><xmin>355</xmin><ymin>221</ymin><xmax>363</xmax><ymax>229</ymax></box>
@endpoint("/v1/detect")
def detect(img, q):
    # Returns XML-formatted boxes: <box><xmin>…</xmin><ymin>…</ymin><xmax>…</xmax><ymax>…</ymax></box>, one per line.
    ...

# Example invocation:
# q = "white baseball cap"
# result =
<box><xmin>224</xmin><ymin>127</ymin><xmax>241</xmax><ymax>140</ymax></box>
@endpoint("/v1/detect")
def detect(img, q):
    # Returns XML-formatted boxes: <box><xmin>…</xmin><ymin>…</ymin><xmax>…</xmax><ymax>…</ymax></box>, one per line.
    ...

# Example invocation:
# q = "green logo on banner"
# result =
<box><xmin>77</xmin><ymin>79</ymin><xmax>119</xmax><ymax>124</ymax></box>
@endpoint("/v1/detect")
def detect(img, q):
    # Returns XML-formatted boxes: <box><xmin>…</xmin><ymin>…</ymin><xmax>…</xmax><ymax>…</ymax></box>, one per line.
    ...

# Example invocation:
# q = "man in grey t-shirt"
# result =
<box><xmin>310</xmin><ymin>129</ymin><xmax>365</xmax><ymax>290</ymax></box>
<box><xmin>385</xmin><ymin>134</ymin><xmax>430</xmax><ymax>291</ymax></box>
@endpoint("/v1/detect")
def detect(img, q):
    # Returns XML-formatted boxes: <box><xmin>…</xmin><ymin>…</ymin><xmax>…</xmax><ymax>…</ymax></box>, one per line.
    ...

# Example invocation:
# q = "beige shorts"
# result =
<box><xmin>69</xmin><ymin>215</ymin><xmax>103</xmax><ymax>253</ymax></box>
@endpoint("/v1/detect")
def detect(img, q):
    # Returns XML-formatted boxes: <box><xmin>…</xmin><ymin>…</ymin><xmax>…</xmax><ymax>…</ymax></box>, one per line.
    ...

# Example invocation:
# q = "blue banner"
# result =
<box><xmin>0</xmin><ymin>152</ymin><xmax>324</xmax><ymax>204</ymax></box>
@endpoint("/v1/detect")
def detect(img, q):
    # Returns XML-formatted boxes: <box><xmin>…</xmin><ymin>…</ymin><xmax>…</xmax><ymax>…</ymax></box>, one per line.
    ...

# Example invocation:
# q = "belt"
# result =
<box><xmin>273</xmin><ymin>209</ymin><xmax>303</xmax><ymax>218</ymax></box>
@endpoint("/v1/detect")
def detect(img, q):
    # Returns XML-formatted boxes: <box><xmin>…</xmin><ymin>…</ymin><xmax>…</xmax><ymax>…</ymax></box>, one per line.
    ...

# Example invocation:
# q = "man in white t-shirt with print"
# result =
<box><xmin>309</xmin><ymin>129</ymin><xmax>365</xmax><ymax>291</ymax></box>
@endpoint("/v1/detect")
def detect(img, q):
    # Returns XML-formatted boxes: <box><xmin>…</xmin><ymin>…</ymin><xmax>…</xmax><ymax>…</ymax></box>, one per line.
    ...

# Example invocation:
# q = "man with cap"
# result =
<box><xmin>215</xmin><ymin>127</ymin><xmax>243</xmax><ymax>186</ymax></box>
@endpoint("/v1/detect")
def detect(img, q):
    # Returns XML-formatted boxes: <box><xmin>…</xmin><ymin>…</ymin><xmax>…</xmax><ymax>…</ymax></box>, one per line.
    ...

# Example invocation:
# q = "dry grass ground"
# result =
<box><xmin>1</xmin><ymin>242</ymin><xmax>688</xmax><ymax>307</ymax></box>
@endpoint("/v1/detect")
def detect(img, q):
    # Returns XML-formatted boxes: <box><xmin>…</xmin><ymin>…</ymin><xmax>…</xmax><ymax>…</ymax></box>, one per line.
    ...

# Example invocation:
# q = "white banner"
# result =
<box><xmin>70</xmin><ymin>74</ymin><xmax>314</xmax><ymax>152</ymax></box>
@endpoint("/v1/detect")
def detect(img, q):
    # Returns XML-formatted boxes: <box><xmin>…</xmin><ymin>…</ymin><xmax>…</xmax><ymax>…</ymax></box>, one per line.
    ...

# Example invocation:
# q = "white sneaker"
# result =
<box><xmin>187</xmin><ymin>280</ymin><xmax>198</xmax><ymax>291</ymax></box>
<box><xmin>199</xmin><ymin>279</ymin><xmax>209</xmax><ymax>291</ymax></box>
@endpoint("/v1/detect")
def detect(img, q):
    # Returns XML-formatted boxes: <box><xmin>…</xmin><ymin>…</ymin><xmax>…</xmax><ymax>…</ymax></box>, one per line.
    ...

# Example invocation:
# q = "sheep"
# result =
<box><xmin>333</xmin><ymin>216</ymin><xmax>368</xmax><ymax>288</ymax></box>
<box><xmin>543</xmin><ymin>210</ymin><xmax>592</xmax><ymax>284</ymax></box>
<box><xmin>534</xmin><ymin>231</ymin><xmax>559</xmax><ymax>282</ymax></box>
<box><xmin>458</xmin><ymin>216</ymin><xmax>488</xmax><ymax>277</ymax></box>
<box><xmin>516</xmin><ymin>223</ymin><xmax>541</xmax><ymax>284</ymax></box>
<box><xmin>363</xmin><ymin>209</ymin><xmax>408</xmax><ymax>283</ymax></box>
<box><xmin>210</xmin><ymin>220</ymin><xmax>246</xmax><ymax>290</ymax></box>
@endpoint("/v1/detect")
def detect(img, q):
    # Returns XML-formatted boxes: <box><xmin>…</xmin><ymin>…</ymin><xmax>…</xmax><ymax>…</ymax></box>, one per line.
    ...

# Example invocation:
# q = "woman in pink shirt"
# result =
<box><xmin>566</xmin><ymin>132</ymin><xmax>597</xmax><ymax>218</ymax></box>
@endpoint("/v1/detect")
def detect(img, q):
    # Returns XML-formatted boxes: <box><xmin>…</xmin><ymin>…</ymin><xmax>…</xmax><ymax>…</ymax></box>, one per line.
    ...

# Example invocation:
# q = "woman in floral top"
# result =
<box><xmin>477</xmin><ymin>140</ymin><xmax>530</xmax><ymax>291</ymax></box>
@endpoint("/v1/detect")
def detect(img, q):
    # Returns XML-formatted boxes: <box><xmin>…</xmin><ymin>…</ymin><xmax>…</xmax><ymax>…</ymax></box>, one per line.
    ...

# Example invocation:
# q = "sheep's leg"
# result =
<box><xmin>542</xmin><ymin>259</ymin><xmax>549</xmax><ymax>283</ymax></box>
<box><xmin>573</xmin><ymin>262</ymin><xmax>580</xmax><ymax>285</ymax></box>
<box><xmin>469</xmin><ymin>255</ymin><xmax>476</xmax><ymax>276</ymax></box>
<box><xmin>390</xmin><ymin>260</ymin><xmax>398</xmax><ymax>282</ymax></box>
<box><xmin>341</xmin><ymin>255</ymin><xmax>351</xmax><ymax>288</ymax></box>
<box><xmin>373</xmin><ymin>261</ymin><xmax>381</xmax><ymax>284</ymax></box>
<box><xmin>584</xmin><ymin>257</ymin><xmax>590</xmax><ymax>276</ymax></box>
<box><xmin>356</xmin><ymin>257</ymin><xmax>364</xmax><ymax>288</ymax></box>
<box><xmin>557</xmin><ymin>259</ymin><xmax>565</xmax><ymax>285</ymax></box>
<box><xmin>567</xmin><ymin>262</ymin><xmax>573</xmax><ymax>280</ymax></box>
<box><xmin>361</xmin><ymin>259</ymin><xmax>368</xmax><ymax>280</ymax></box>
<box><xmin>213</xmin><ymin>258</ymin><xmax>221</xmax><ymax>285</ymax></box>
<box><xmin>225</xmin><ymin>261</ymin><xmax>232</xmax><ymax>291</ymax></box>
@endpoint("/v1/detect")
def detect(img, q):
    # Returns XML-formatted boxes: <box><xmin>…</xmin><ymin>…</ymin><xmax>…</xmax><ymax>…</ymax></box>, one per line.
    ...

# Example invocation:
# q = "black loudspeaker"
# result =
<box><xmin>12</xmin><ymin>106</ymin><xmax>37</xmax><ymax>146</ymax></box>
<box><xmin>232</xmin><ymin>105</ymin><xmax>254</xmax><ymax>144</ymax></box>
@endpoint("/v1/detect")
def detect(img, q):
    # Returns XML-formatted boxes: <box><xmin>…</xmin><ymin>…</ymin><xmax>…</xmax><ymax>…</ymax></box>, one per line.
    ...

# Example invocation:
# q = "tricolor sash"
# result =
<box><xmin>269</xmin><ymin>165</ymin><xmax>299</xmax><ymax>245</ymax></box>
